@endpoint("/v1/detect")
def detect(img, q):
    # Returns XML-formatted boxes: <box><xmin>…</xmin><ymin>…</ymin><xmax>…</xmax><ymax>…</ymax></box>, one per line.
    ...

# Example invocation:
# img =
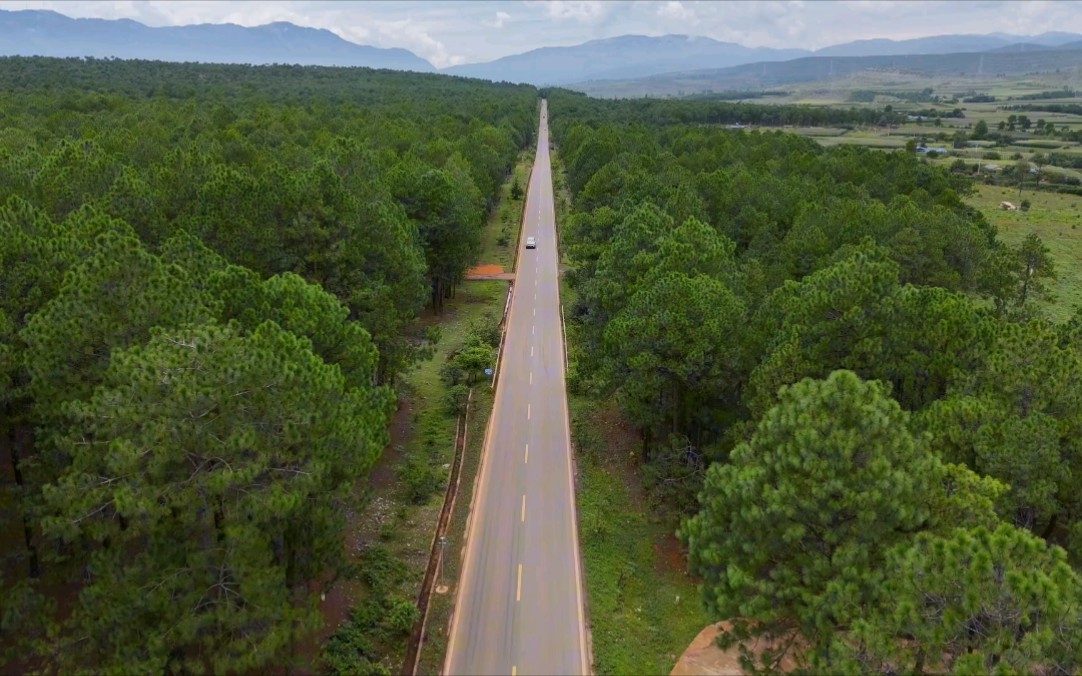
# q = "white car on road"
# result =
<box><xmin>525</xmin><ymin>236</ymin><xmax>537</xmax><ymax>249</ymax></box>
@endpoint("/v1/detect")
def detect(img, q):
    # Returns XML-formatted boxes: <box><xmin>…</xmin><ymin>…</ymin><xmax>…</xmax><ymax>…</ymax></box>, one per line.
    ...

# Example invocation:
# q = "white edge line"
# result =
<box><xmin>545</xmin><ymin>103</ymin><xmax>592</xmax><ymax>675</ymax></box>
<box><xmin>444</xmin><ymin>107</ymin><xmax>538</xmax><ymax>676</ymax></box>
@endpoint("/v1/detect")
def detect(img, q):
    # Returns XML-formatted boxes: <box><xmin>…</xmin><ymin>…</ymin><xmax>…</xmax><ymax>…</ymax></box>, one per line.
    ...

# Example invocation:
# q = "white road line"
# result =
<box><xmin>530</xmin><ymin>371</ymin><xmax>533</xmax><ymax>385</ymax></box>
<box><xmin>532</xmin><ymin>325</ymin><xmax>535</xmax><ymax>335</ymax></box>
<box><xmin>530</xmin><ymin>346</ymin><xmax>534</xmax><ymax>357</ymax></box>
<box><xmin>516</xmin><ymin>563</ymin><xmax>523</xmax><ymax>602</ymax></box>
<box><xmin>533</xmin><ymin>308</ymin><xmax>536</xmax><ymax>317</ymax></box>
<box><xmin>521</xmin><ymin>494</ymin><xmax>526</xmax><ymax>522</ymax></box>
<box><xmin>527</xmin><ymin>404</ymin><xmax>531</xmax><ymax>420</ymax></box>
<box><xmin>525</xmin><ymin>444</ymin><xmax>529</xmax><ymax>464</ymax></box>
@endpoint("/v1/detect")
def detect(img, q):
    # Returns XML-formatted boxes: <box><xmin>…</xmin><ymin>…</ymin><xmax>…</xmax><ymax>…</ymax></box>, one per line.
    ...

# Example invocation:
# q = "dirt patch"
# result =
<box><xmin>295</xmin><ymin>392</ymin><xmax>417</xmax><ymax>672</ymax></box>
<box><xmin>670</xmin><ymin>621</ymin><xmax>803</xmax><ymax>676</ymax></box>
<box><xmin>654</xmin><ymin>533</ymin><xmax>690</xmax><ymax>577</ymax></box>
<box><xmin>466</xmin><ymin>264</ymin><xmax>504</xmax><ymax>276</ymax></box>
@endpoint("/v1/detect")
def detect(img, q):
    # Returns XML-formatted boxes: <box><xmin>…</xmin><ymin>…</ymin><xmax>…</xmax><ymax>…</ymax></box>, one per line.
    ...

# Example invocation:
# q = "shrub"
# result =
<box><xmin>1020</xmin><ymin>199</ymin><xmax>1031</xmax><ymax>211</ymax></box>
<box><xmin>467</xmin><ymin>314</ymin><xmax>502</xmax><ymax>347</ymax></box>
<box><xmin>439</xmin><ymin>359</ymin><xmax>464</xmax><ymax>386</ymax></box>
<box><xmin>400</xmin><ymin>452</ymin><xmax>444</xmax><ymax>504</ymax></box>
<box><xmin>444</xmin><ymin>383</ymin><xmax>470</xmax><ymax>416</ymax></box>
<box><xmin>384</xmin><ymin>598</ymin><xmax>421</xmax><ymax>636</ymax></box>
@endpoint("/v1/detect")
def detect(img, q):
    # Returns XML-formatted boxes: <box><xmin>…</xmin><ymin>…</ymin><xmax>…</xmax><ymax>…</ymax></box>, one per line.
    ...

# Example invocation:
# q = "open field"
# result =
<box><xmin>967</xmin><ymin>184</ymin><xmax>1082</xmax><ymax>322</ymax></box>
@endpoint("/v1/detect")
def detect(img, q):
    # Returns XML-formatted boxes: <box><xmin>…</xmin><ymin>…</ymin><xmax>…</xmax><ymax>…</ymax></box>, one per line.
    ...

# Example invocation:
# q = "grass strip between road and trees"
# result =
<box><xmin>321</xmin><ymin>149</ymin><xmax>534</xmax><ymax>674</ymax></box>
<box><xmin>551</xmin><ymin>152</ymin><xmax>711</xmax><ymax>675</ymax></box>
<box><xmin>410</xmin><ymin>149</ymin><xmax>534</xmax><ymax>674</ymax></box>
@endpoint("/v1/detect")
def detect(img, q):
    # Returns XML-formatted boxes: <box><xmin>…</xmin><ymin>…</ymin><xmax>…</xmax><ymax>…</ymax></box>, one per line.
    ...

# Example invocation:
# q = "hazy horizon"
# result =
<box><xmin>2</xmin><ymin>0</ymin><xmax>1081</xmax><ymax>68</ymax></box>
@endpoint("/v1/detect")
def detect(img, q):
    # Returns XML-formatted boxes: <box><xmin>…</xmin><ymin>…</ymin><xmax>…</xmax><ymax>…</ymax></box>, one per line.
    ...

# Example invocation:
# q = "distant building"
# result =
<box><xmin>916</xmin><ymin>146</ymin><xmax>948</xmax><ymax>153</ymax></box>
<box><xmin>983</xmin><ymin>164</ymin><xmax>1002</xmax><ymax>172</ymax></box>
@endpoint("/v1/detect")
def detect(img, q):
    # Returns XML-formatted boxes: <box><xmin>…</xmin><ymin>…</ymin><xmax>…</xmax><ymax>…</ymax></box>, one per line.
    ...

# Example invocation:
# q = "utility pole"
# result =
<box><xmin>438</xmin><ymin>535</ymin><xmax>448</xmax><ymax>589</ymax></box>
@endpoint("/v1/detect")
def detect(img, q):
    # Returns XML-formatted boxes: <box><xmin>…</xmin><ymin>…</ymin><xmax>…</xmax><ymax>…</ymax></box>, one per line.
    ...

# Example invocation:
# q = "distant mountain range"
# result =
<box><xmin>1</xmin><ymin>9</ymin><xmax>1081</xmax><ymax>89</ymax></box>
<box><xmin>0</xmin><ymin>9</ymin><xmax>433</xmax><ymax>71</ymax></box>
<box><xmin>447</xmin><ymin>31</ymin><xmax>1082</xmax><ymax>86</ymax></box>
<box><xmin>575</xmin><ymin>44</ymin><xmax>1082</xmax><ymax>99</ymax></box>
<box><xmin>443</xmin><ymin>34</ymin><xmax>808</xmax><ymax>84</ymax></box>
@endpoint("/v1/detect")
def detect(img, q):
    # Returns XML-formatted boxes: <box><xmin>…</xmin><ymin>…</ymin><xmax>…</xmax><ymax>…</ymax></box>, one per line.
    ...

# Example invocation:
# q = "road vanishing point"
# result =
<box><xmin>445</xmin><ymin>100</ymin><xmax>589</xmax><ymax>676</ymax></box>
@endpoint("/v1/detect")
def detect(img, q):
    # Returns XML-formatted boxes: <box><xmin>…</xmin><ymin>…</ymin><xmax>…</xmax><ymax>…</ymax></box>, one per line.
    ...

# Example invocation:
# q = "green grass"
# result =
<box><xmin>968</xmin><ymin>183</ymin><xmax>1082</xmax><ymax>322</ymax></box>
<box><xmin>415</xmin><ymin>387</ymin><xmax>493</xmax><ymax>675</ymax></box>
<box><xmin>479</xmin><ymin>149</ymin><xmax>534</xmax><ymax>271</ymax></box>
<box><xmin>338</xmin><ymin>280</ymin><xmax>504</xmax><ymax>673</ymax></box>
<box><xmin>550</xmin><ymin>148</ymin><xmax>710</xmax><ymax>675</ymax></box>
<box><xmin>408</xmin><ymin>149</ymin><xmax>535</xmax><ymax>673</ymax></box>
<box><xmin>325</xmin><ymin>149</ymin><xmax>532</xmax><ymax>673</ymax></box>
<box><xmin>571</xmin><ymin>396</ymin><xmax>711</xmax><ymax>676</ymax></box>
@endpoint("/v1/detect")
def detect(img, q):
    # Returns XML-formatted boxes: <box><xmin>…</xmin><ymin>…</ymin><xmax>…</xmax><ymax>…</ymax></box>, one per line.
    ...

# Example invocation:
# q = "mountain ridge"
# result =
<box><xmin>0</xmin><ymin>9</ymin><xmax>435</xmax><ymax>71</ymax></box>
<box><xmin>572</xmin><ymin>43</ymin><xmax>1082</xmax><ymax>99</ymax></box>
<box><xmin>2</xmin><ymin>9</ymin><xmax>1081</xmax><ymax>87</ymax></box>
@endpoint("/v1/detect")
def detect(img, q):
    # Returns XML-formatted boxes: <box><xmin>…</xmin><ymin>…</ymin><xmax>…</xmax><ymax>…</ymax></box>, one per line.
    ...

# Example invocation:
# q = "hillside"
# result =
<box><xmin>575</xmin><ymin>44</ymin><xmax>1082</xmax><ymax>98</ymax></box>
<box><xmin>0</xmin><ymin>9</ymin><xmax>434</xmax><ymax>71</ymax></box>
<box><xmin>444</xmin><ymin>34</ymin><xmax>807</xmax><ymax>85</ymax></box>
<box><xmin>814</xmin><ymin>31</ymin><xmax>1081</xmax><ymax>57</ymax></box>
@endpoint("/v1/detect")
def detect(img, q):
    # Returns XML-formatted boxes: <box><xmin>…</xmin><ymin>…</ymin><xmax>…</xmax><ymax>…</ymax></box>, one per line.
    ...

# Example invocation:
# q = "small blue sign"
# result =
<box><xmin>484</xmin><ymin>368</ymin><xmax>494</xmax><ymax>376</ymax></box>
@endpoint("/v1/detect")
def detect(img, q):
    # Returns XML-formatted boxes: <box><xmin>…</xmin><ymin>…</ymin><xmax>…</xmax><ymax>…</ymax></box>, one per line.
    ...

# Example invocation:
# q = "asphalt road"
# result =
<box><xmin>445</xmin><ymin>101</ymin><xmax>588</xmax><ymax>676</ymax></box>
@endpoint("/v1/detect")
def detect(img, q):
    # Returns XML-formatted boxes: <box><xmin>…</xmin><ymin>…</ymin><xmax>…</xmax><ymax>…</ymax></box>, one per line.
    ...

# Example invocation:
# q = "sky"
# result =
<box><xmin>2</xmin><ymin>0</ymin><xmax>1082</xmax><ymax>68</ymax></box>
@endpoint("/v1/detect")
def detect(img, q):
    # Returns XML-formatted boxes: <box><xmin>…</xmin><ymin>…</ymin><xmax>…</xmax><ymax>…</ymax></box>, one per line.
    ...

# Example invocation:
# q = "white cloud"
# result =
<box><xmin>485</xmin><ymin>10</ymin><xmax>512</xmax><ymax>28</ymax></box>
<box><xmin>526</xmin><ymin>0</ymin><xmax>612</xmax><ymax>23</ymax></box>
<box><xmin>368</xmin><ymin>18</ymin><xmax>465</xmax><ymax>67</ymax></box>
<box><xmin>656</xmin><ymin>1</ymin><xmax>694</xmax><ymax>21</ymax></box>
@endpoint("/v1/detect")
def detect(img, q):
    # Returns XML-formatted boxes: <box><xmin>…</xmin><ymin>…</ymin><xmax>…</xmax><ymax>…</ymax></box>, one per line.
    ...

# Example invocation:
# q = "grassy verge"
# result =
<box><xmin>571</xmin><ymin>396</ymin><xmax>711</xmax><ymax>675</ymax></box>
<box><xmin>321</xmin><ymin>148</ymin><xmax>533</xmax><ymax>673</ymax></box>
<box><xmin>414</xmin><ymin>388</ymin><xmax>493</xmax><ymax>674</ymax></box>
<box><xmin>479</xmin><ymin>149</ymin><xmax>535</xmax><ymax>271</ymax></box>
<box><xmin>550</xmin><ymin>149</ymin><xmax>710</xmax><ymax>675</ymax></box>
<box><xmin>321</xmin><ymin>280</ymin><xmax>505</xmax><ymax>674</ymax></box>
<box><xmin>407</xmin><ymin>148</ymin><xmax>535</xmax><ymax>673</ymax></box>
<box><xmin>967</xmin><ymin>183</ymin><xmax>1082</xmax><ymax>321</ymax></box>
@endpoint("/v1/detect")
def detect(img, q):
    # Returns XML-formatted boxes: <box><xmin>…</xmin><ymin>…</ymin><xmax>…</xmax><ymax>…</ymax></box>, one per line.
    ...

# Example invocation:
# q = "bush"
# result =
<box><xmin>452</xmin><ymin>342</ymin><xmax>495</xmax><ymax>385</ymax></box>
<box><xmin>983</xmin><ymin>151</ymin><xmax>1001</xmax><ymax>160</ymax></box>
<box><xmin>439</xmin><ymin>359</ymin><xmax>464</xmax><ymax>386</ymax></box>
<box><xmin>467</xmin><ymin>314</ymin><xmax>502</xmax><ymax>348</ymax></box>
<box><xmin>384</xmin><ymin>598</ymin><xmax>421</xmax><ymax>636</ymax></box>
<box><xmin>400</xmin><ymin>452</ymin><xmax>444</xmax><ymax>504</ymax></box>
<box><xmin>444</xmin><ymin>383</ymin><xmax>470</xmax><ymax>416</ymax></box>
<box><xmin>571</xmin><ymin>413</ymin><xmax>604</xmax><ymax>457</ymax></box>
<box><xmin>1020</xmin><ymin>199</ymin><xmax>1031</xmax><ymax>211</ymax></box>
<box><xmin>322</xmin><ymin>546</ymin><xmax>413</xmax><ymax>675</ymax></box>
